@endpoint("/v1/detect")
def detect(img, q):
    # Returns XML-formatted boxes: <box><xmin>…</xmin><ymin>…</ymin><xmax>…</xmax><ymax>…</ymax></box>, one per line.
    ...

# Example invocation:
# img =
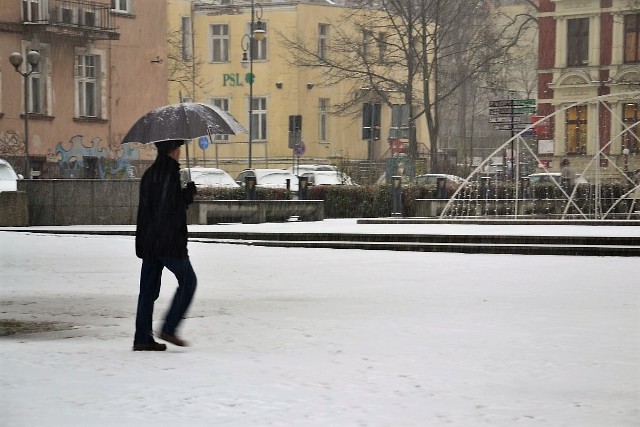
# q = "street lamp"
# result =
<box><xmin>622</xmin><ymin>147</ymin><xmax>630</xmax><ymax>173</ymax></box>
<box><xmin>9</xmin><ymin>50</ymin><xmax>40</xmax><ymax>179</ymax></box>
<box><xmin>240</xmin><ymin>0</ymin><xmax>265</xmax><ymax>169</ymax></box>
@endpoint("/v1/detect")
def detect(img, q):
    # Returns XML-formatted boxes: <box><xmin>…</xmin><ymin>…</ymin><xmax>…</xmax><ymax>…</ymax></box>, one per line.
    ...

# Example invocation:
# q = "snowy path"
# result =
<box><xmin>1</xmin><ymin>231</ymin><xmax>639</xmax><ymax>426</ymax></box>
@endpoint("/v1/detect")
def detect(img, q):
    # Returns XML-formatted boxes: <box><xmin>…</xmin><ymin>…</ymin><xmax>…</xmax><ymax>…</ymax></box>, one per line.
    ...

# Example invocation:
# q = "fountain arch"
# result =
<box><xmin>439</xmin><ymin>91</ymin><xmax>640</xmax><ymax>220</ymax></box>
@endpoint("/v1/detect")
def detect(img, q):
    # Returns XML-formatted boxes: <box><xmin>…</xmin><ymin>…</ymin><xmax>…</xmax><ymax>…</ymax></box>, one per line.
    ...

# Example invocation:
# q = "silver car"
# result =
<box><xmin>0</xmin><ymin>158</ymin><xmax>21</xmax><ymax>192</ymax></box>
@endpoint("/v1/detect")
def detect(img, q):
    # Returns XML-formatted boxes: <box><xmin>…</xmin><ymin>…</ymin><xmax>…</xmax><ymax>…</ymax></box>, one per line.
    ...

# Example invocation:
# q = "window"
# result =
<box><xmin>319</xmin><ymin>98</ymin><xmax>329</xmax><ymax>141</ymax></box>
<box><xmin>377</xmin><ymin>32</ymin><xmax>387</xmax><ymax>64</ymax></box>
<box><xmin>181</xmin><ymin>16</ymin><xmax>192</xmax><ymax>60</ymax></box>
<box><xmin>567</xmin><ymin>18</ymin><xmax>589</xmax><ymax>66</ymax></box>
<box><xmin>362</xmin><ymin>30</ymin><xmax>372</xmax><ymax>60</ymax></box>
<box><xmin>60</xmin><ymin>5</ymin><xmax>74</xmax><ymax>24</ymax></box>
<box><xmin>623</xmin><ymin>103</ymin><xmax>640</xmax><ymax>154</ymax></box>
<box><xmin>565</xmin><ymin>105</ymin><xmax>587</xmax><ymax>154</ymax></box>
<box><xmin>81</xmin><ymin>9</ymin><xmax>97</xmax><ymax>27</ymax></box>
<box><xmin>362</xmin><ymin>103</ymin><xmax>381</xmax><ymax>140</ymax></box>
<box><xmin>250</xmin><ymin>97</ymin><xmax>267</xmax><ymax>141</ymax></box>
<box><xmin>111</xmin><ymin>0</ymin><xmax>132</xmax><ymax>13</ymax></box>
<box><xmin>390</xmin><ymin>104</ymin><xmax>410</xmax><ymax>139</ymax></box>
<box><xmin>624</xmin><ymin>14</ymin><xmax>640</xmax><ymax>63</ymax></box>
<box><xmin>24</xmin><ymin>48</ymin><xmax>47</xmax><ymax>115</ymax></box>
<box><xmin>22</xmin><ymin>0</ymin><xmax>42</xmax><ymax>22</ymax></box>
<box><xmin>248</xmin><ymin>21</ymin><xmax>268</xmax><ymax>60</ymax></box>
<box><xmin>210</xmin><ymin>98</ymin><xmax>230</xmax><ymax>142</ymax></box>
<box><xmin>318</xmin><ymin>24</ymin><xmax>329</xmax><ymax>60</ymax></box>
<box><xmin>77</xmin><ymin>54</ymin><xmax>100</xmax><ymax>117</ymax></box>
<box><xmin>210</xmin><ymin>24</ymin><xmax>229</xmax><ymax>62</ymax></box>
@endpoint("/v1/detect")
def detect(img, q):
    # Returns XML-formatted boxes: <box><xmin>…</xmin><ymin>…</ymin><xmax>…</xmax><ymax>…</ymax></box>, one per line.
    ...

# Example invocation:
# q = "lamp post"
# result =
<box><xmin>9</xmin><ymin>50</ymin><xmax>40</xmax><ymax>179</ymax></box>
<box><xmin>240</xmin><ymin>1</ymin><xmax>265</xmax><ymax>169</ymax></box>
<box><xmin>622</xmin><ymin>147</ymin><xmax>630</xmax><ymax>173</ymax></box>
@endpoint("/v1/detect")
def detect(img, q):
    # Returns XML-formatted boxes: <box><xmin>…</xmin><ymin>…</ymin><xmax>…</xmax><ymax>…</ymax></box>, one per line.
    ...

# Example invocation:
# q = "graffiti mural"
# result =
<box><xmin>52</xmin><ymin>135</ymin><xmax>154</xmax><ymax>178</ymax></box>
<box><xmin>0</xmin><ymin>131</ymin><xmax>25</xmax><ymax>156</ymax></box>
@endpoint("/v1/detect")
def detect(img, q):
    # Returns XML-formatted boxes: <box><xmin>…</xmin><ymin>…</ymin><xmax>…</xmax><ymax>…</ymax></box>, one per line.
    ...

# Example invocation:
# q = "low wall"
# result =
<box><xmin>187</xmin><ymin>200</ymin><xmax>325</xmax><ymax>224</ymax></box>
<box><xmin>17</xmin><ymin>179</ymin><xmax>140</xmax><ymax>226</ymax></box>
<box><xmin>12</xmin><ymin>180</ymin><xmax>323</xmax><ymax>226</ymax></box>
<box><xmin>0</xmin><ymin>191</ymin><xmax>29</xmax><ymax>226</ymax></box>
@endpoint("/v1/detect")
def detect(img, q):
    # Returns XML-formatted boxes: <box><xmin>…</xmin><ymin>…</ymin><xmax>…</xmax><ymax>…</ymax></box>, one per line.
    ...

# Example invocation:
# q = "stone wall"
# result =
<box><xmin>16</xmin><ymin>180</ymin><xmax>140</xmax><ymax>226</ymax></box>
<box><xmin>0</xmin><ymin>191</ymin><xmax>29</xmax><ymax>226</ymax></box>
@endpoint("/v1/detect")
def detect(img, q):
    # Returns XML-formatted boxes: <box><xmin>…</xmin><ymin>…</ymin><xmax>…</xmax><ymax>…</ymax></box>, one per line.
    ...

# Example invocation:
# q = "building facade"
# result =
<box><xmin>0</xmin><ymin>0</ymin><xmax>168</xmax><ymax>179</ymax></box>
<box><xmin>537</xmin><ymin>0</ymin><xmax>640</xmax><ymax>175</ymax></box>
<box><xmin>168</xmin><ymin>0</ymin><xmax>429</xmax><ymax>177</ymax></box>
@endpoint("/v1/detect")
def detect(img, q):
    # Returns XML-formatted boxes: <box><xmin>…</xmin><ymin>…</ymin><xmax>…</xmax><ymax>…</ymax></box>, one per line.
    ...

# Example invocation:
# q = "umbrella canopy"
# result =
<box><xmin>122</xmin><ymin>102</ymin><xmax>246</xmax><ymax>144</ymax></box>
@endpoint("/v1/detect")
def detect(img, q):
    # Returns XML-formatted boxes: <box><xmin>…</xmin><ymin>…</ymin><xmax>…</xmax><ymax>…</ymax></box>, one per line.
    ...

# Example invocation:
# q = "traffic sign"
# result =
<box><xmin>198</xmin><ymin>136</ymin><xmax>209</xmax><ymax>150</ymax></box>
<box><xmin>514</xmin><ymin>106</ymin><xmax>536</xmax><ymax>114</ymax></box>
<box><xmin>489</xmin><ymin>100</ymin><xmax>513</xmax><ymax>108</ymax></box>
<box><xmin>294</xmin><ymin>141</ymin><xmax>306</xmax><ymax>156</ymax></box>
<box><xmin>513</xmin><ymin>98</ymin><xmax>536</xmax><ymax>107</ymax></box>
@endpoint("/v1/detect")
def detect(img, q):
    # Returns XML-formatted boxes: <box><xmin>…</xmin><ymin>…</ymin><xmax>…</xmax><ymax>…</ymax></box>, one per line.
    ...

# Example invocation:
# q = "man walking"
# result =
<box><xmin>133</xmin><ymin>139</ymin><xmax>197</xmax><ymax>351</ymax></box>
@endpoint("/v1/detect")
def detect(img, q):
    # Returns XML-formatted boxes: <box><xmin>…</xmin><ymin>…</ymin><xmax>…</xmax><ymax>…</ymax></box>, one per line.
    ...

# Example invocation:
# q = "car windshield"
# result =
<box><xmin>257</xmin><ymin>172</ymin><xmax>294</xmax><ymax>185</ymax></box>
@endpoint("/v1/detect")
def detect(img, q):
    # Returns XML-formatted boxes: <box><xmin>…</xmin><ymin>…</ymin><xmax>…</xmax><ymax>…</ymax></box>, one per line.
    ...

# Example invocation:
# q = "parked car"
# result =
<box><xmin>181</xmin><ymin>167</ymin><xmax>239</xmax><ymax>188</ymax></box>
<box><xmin>413</xmin><ymin>173</ymin><xmax>465</xmax><ymax>186</ymax></box>
<box><xmin>235</xmin><ymin>168</ymin><xmax>299</xmax><ymax>192</ymax></box>
<box><xmin>527</xmin><ymin>172</ymin><xmax>588</xmax><ymax>187</ymax></box>
<box><xmin>527</xmin><ymin>172</ymin><xmax>562</xmax><ymax>186</ymax></box>
<box><xmin>287</xmin><ymin>164</ymin><xmax>338</xmax><ymax>176</ymax></box>
<box><xmin>0</xmin><ymin>158</ymin><xmax>22</xmax><ymax>192</ymax></box>
<box><xmin>301</xmin><ymin>170</ymin><xmax>356</xmax><ymax>186</ymax></box>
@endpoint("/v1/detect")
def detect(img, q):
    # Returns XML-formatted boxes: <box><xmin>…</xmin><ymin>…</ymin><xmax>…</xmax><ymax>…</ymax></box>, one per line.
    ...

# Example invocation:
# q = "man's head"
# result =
<box><xmin>155</xmin><ymin>140</ymin><xmax>185</xmax><ymax>162</ymax></box>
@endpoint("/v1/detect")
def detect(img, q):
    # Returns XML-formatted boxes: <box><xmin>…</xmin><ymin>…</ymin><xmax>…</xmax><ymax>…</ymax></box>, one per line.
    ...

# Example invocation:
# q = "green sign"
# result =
<box><xmin>513</xmin><ymin>99</ymin><xmax>536</xmax><ymax>107</ymax></box>
<box><xmin>514</xmin><ymin>106</ymin><xmax>536</xmax><ymax>114</ymax></box>
<box><xmin>245</xmin><ymin>73</ymin><xmax>255</xmax><ymax>84</ymax></box>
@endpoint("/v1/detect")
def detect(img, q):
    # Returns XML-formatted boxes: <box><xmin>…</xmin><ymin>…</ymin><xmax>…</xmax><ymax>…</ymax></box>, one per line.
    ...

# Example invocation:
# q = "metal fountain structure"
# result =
<box><xmin>440</xmin><ymin>91</ymin><xmax>640</xmax><ymax>220</ymax></box>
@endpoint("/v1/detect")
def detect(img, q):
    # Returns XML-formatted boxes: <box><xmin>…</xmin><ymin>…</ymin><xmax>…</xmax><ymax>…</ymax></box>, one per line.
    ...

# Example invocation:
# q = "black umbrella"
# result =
<box><xmin>122</xmin><ymin>102</ymin><xmax>246</xmax><ymax>144</ymax></box>
<box><xmin>122</xmin><ymin>102</ymin><xmax>246</xmax><ymax>178</ymax></box>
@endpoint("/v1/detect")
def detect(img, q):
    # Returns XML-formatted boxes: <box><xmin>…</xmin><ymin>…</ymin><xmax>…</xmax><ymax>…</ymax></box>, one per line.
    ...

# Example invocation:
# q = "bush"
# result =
<box><xmin>193</xmin><ymin>181</ymin><xmax>634</xmax><ymax>218</ymax></box>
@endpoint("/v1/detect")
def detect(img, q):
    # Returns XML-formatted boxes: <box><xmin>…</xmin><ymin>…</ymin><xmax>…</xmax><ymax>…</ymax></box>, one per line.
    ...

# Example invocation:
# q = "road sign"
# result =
<box><xmin>513</xmin><ymin>98</ymin><xmax>536</xmax><ymax>107</ymax></box>
<box><xmin>489</xmin><ymin>116</ymin><xmax>529</xmax><ymax>124</ymax></box>
<box><xmin>294</xmin><ymin>141</ymin><xmax>306</xmax><ymax>156</ymax></box>
<box><xmin>489</xmin><ymin>100</ymin><xmax>513</xmax><ymax>108</ymax></box>
<box><xmin>514</xmin><ymin>106</ymin><xmax>536</xmax><ymax>114</ymax></box>
<box><xmin>492</xmin><ymin>123</ymin><xmax>529</xmax><ymax>131</ymax></box>
<box><xmin>198</xmin><ymin>136</ymin><xmax>209</xmax><ymax>150</ymax></box>
<box><xmin>489</xmin><ymin>107</ymin><xmax>513</xmax><ymax>115</ymax></box>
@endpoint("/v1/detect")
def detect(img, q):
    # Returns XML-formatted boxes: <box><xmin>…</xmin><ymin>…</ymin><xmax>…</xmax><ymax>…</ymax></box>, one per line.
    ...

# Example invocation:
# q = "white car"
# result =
<box><xmin>527</xmin><ymin>172</ymin><xmax>562</xmax><ymax>185</ymax></box>
<box><xmin>413</xmin><ymin>173</ymin><xmax>465</xmax><ymax>186</ymax></box>
<box><xmin>181</xmin><ymin>167</ymin><xmax>239</xmax><ymax>188</ymax></box>
<box><xmin>236</xmin><ymin>169</ymin><xmax>300</xmax><ymax>192</ymax></box>
<box><xmin>301</xmin><ymin>170</ymin><xmax>356</xmax><ymax>186</ymax></box>
<box><xmin>0</xmin><ymin>158</ymin><xmax>22</xmax><ymax>192</ymax></box>
<box><xmin>287</xmin><ymin>164</ymin><xmax>338</xmax><ymax>176</ymax></box>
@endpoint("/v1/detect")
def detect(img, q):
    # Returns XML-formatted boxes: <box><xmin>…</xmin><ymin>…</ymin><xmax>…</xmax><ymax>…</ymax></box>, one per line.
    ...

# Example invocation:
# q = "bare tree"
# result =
<box><xmin>166</xmin><ymin>27</ymin><xmax>210</xmax><ymax>101</ymax></box>
<box><xmin>280</xmin><ymin>0</ymin><xmax>533</xmax><ymax>171</ymax></box>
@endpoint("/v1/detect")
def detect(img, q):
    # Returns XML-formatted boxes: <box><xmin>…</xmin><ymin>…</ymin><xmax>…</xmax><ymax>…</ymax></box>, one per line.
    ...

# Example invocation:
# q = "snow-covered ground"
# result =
<box><xmin>1</xmin><ymin>223</ymin><xmax>639</xmax><ymax>426</ymax></box>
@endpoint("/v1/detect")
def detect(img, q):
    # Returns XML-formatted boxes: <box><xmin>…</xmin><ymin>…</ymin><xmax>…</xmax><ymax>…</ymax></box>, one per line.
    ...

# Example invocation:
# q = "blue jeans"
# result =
<box><xmin>134</xmin><ymin>256</ymin><xmax>197</xmax><ymax>344</ymax></box>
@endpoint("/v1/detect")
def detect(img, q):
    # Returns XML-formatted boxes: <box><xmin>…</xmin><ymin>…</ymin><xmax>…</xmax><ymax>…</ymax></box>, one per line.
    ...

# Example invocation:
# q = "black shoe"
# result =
<box><xmin>159</xmin><ymin>331</ymin><xmax>188</xmax><ymax>347</ymax></box>
<box><xmin>133</xmin><ymin>342</ymin><xmax>167</xmax><ymax>351</ymax></box>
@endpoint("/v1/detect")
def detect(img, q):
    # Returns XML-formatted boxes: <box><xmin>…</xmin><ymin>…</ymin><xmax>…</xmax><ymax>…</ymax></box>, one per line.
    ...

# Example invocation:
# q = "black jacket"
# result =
<box><xmin>135</xmin><ymin>154</ymin><xmax>194</xmax><ymax>259</ymax></box>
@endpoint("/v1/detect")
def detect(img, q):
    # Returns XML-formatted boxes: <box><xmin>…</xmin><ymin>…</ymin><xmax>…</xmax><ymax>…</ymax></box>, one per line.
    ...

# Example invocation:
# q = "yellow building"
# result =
<box><xmin>167</xmin><ymin>0</ymin><xmax>429</xmax><ymax>178</ymax></box>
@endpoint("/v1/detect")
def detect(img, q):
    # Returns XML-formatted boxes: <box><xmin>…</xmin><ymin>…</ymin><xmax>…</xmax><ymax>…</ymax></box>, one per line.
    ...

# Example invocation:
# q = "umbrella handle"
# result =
<box><xmin>184</xmin><ymin>139</ymin><xmax>191</xmax><ymax>182</ymax></box>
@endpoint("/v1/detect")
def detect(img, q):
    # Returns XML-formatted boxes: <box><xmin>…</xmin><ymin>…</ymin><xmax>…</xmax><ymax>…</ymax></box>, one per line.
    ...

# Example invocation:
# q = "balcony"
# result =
<box><xmin>15</xmin><ymin>0</ymin><xmax>120</xmax><ymax>41</ymax></box>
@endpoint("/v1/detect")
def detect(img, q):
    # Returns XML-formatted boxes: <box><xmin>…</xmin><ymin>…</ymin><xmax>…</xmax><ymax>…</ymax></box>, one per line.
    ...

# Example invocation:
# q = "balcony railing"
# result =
<box><xmin>21</xmin><ymin>0</ymin><xmax>119</xmax><ymax>40</ymax></box>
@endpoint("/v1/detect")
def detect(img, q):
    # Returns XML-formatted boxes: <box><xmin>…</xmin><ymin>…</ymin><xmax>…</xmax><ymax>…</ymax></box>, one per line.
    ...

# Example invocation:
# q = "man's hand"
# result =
<box><xmin>186</xmin><ymin>181</ymin><xmax>197</xmax><ymax>196</ymax></box>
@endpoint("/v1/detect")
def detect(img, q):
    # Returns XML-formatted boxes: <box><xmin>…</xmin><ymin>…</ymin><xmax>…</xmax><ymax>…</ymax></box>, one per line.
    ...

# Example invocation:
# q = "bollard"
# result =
<box><xmin>436</xmin><ymin>177</ymin><xmax>447</xmax><ymax>199</ymax></box>
<box><xmin>245</xmin><ymin>176</ymin><xmax>257</xmax><ymax>200</ymax></box>
<box><xmin>298</xmin><ymin>176</ymin><xmax>308</xmax><ymax>200</ymax></box>
<box><xmin>391</xmin><ymin>175</ymin><xmax>402</xmax><ymax>217</ymax></box>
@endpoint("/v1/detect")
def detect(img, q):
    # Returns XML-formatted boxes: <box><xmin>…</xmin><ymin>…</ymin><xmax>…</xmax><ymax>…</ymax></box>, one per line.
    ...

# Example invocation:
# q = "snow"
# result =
<box><xmin>1</xmin><ymin>221</ymin><xmax>639</xmax><ymax>426</ymax></box>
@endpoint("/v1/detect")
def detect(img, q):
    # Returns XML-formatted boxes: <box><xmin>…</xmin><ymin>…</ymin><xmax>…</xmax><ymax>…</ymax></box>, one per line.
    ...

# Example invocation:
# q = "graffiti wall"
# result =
<box><xmin>0</xmin><ymin>131</ymin><xmax>155</xmax><ymax>179</ymax></box>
